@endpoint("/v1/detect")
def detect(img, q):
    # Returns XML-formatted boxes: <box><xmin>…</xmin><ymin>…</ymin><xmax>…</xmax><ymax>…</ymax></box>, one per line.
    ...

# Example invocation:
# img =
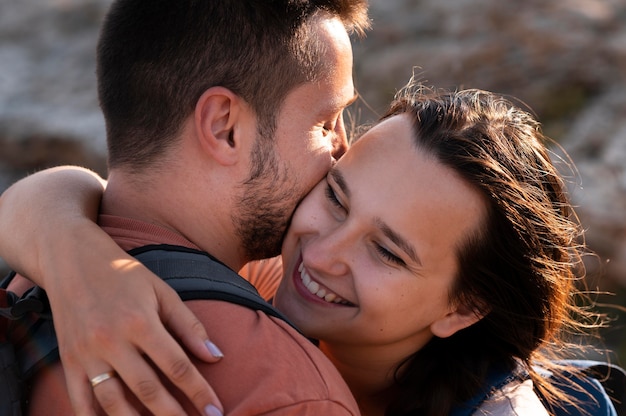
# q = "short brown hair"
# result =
<box><xmin>98</xmin><ymin>0</ymin><xmax>370</xmax><ymax>171</ymax></box>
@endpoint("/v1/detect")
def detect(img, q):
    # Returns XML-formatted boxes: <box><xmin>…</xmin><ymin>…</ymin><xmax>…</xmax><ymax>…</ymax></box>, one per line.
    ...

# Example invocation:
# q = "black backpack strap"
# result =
<box><xmin>1</xmin><ymin>278</ymin><xmax>23</xmax><ymax>416</ymax></box>
<box><xmin>129</xmin><ymin>244</ymin><xmax>304</xmax><ymax>337</ymax></box>
<box><xmin>1</xmin><ymin>271</ymin><xmax>48</xmax><ymax>321</ymax></box>
<box><xmin>1</xmin><ymin>273</ymin><xmax>58</xmax><ymax>416</ymax></box>
<box><xmin>0</xmin><ymin>271</ymin><xmax>16</xmax><ymax>290</ymax></box>
<box><xmin>0</xmin><ymin>343</ymin><xmax>22</xmax><ymax>416</ymax></box>
<box><xmin>1</xmin><ymin>273</ymin><xmax>57</xmax><ymax>379</ymax></box>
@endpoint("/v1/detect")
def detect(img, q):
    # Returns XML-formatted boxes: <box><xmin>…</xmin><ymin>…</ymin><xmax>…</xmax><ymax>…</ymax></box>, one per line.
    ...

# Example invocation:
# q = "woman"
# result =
<box><xmin>0</xmin><ymin>82</ymin><xmax>609</xmax><ymax>415</ymax></box>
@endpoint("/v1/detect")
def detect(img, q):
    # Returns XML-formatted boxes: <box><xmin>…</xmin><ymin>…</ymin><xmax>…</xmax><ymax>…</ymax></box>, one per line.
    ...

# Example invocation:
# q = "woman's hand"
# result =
<box><xmin>48</xmin><ymin>233</ymin><xmax>225</xmax><ymax>416</ymax></box>
<box><xmin>0</xmin><ymin>166</ymin><xmax>224</xmax><ymax>415</ymax></box>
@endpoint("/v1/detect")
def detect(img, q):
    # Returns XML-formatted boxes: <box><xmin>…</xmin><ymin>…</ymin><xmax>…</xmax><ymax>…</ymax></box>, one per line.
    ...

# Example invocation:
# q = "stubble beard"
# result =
<box><xmin>234</xmin><ymin>135</ymin><xmax>301</xmax><ymax>261</ymax></box>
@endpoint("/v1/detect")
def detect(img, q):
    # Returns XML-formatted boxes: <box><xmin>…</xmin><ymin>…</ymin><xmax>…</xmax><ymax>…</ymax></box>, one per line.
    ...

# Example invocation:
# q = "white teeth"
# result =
<box><xmin>299</xmin><ymin>262</ymin><xmax>347</xmax><ymax>305</ymax></box>
<box><xmin>307</xmin><ymin>280</ymin><xmax>320</xmax><ymax>293</ymax></box>
<box><xmin>324</xmin><ymin>293</ymin><xmax>336</xmax><ymax>302</ymax></box>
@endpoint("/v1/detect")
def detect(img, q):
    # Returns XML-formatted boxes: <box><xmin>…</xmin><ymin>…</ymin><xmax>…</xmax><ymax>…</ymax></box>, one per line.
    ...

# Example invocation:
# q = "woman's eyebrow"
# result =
<box><xmin>330</xmin><ymin>167</ymin><xmax>422</xmax><ymax>267</ymax></box>
<box><xmin>375</xmin><ymin>219</ymin><xmax>422</xmax><ymax>267</ymax></box>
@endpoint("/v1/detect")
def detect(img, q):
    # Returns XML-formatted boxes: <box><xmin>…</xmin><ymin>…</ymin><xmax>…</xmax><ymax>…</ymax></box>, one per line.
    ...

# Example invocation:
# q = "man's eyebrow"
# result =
<box><xmin>346</xmin><ymin>92</ymin><xmax>359</xmax><ymax>107</ymax></box>
<box><xmin>375</xmin><ymin>218</ymin><xmax>422</xmax><ymax>267</ymax></box>
<box><xmin>330</xmin><ymin>92</ymin><xmax>359</xmax><ymax>112</ymax></box>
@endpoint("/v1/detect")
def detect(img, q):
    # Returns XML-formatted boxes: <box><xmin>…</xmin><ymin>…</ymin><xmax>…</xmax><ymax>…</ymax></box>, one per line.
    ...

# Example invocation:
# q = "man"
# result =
<box><xmin>0</xmin><ymin>0</ymin><xmax>369</xmax><ymax>414</ymax></box>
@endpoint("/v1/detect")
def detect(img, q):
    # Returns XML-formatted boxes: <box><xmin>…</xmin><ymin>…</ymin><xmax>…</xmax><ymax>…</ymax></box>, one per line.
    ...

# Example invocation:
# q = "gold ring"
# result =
<box><xmin>90</xmin><ymin>371</ymin><xmax>117</xmax><ymax>388</ymax></box>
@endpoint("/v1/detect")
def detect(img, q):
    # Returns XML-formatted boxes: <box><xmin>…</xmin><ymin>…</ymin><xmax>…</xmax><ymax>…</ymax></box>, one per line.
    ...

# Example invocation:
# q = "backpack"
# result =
<box><xmin>450</xmin><ymin>358</ymin><xmax>626</xmax><ymax>416</ymax></box>
<box><xmin>0</xmin><ymin>244</ymin><xmax>301</xmax><ymax>416</ymax></box>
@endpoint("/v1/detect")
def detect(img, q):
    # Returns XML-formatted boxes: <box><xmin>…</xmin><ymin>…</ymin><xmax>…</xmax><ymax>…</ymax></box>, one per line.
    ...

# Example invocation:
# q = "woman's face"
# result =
<box><xmin>274</xmin><ymin>114</ymin><xmax>486</xmax><ymax>358</ymax></box>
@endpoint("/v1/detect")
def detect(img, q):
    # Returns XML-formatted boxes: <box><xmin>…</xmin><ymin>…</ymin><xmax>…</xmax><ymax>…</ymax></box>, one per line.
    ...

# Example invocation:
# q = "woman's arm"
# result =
<box><xmin>0</xmin><ymin>166</ymin><xmax>105</xmax><ymax>282</ymax></box>
<box><xmin>0</xmin><ymin>166</ymin><xmax>224</xmax><ymax>416</ymax></box>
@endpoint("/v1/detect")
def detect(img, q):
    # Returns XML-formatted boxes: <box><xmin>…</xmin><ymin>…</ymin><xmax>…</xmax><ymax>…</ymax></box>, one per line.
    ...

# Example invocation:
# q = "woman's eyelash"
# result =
<box><xmin>325</xmin><ymin>184</ymin><xmax>343</xmax><ymax>208</ymax></box>
<box><xmin>375</xmin><ymin>244</ymin><xmax>405</xmax><ymax>265</ymax></box>
<box><xmin>324</xmin><ymin>182</ymin><xmax>405</xmax><ymax>267</ymax></box>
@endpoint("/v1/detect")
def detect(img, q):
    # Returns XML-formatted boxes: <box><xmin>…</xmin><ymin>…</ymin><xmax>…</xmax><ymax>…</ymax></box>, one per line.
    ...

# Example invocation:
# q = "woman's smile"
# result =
<box><xmin>293</xmin><ymin>259</ymin><xmax>356</xmax><ymax>306</ymax></box>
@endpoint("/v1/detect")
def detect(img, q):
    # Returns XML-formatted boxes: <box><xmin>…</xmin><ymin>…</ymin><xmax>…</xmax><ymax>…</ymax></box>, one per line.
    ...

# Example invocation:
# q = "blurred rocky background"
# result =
<box><xmin>1</xmin><ymin>0</ymin><xmax>625</xmax><ymax>358</ymax></box>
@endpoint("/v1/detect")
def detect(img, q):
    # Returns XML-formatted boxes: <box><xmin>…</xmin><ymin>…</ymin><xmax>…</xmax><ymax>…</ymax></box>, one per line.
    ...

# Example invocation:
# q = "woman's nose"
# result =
<box><xmin>304</xmin><ymin>225</ymin><xmax>352</xmax><ymax>277</ymax></box>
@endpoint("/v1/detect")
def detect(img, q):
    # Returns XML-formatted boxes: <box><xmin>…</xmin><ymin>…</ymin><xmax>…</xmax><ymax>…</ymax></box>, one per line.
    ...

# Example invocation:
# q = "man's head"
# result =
<box><xmin>98</xmin><ymin>0</ymin><xmax>369</xmax><ymax>172</ymax></box>
<box><xmin>97</xmin><ymin>0</ymin><xmax>369</xmax><ymax>264</ymax></box>
<box><xmin>234</xmin><ymin>15</ymin><xmax>360</xmax><ymax>260</ymax></box>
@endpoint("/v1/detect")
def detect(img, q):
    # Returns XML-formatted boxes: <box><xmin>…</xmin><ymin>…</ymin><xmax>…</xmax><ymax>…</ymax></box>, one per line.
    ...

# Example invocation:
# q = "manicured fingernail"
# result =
<box><xmin>205</xmin><ymin>404</ymin><xmax>223</xmax><ymax>416</ymax></box>
<box><xmin>205</xmin><ymin>340</ymin><xmax>224</xmax><ymax>358</ymax></box>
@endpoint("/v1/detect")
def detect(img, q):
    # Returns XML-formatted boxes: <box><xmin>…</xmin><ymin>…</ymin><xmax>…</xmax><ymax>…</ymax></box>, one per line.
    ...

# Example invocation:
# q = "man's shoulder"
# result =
<box><xmin>129</xmin><ymin>245</ymin><xmax>359</xmax><ymax>414</ymax></box>
<box><xmin>186</xmin><ymin>301</ymin><xmax>360</xmax><ymax>415</ymax></box>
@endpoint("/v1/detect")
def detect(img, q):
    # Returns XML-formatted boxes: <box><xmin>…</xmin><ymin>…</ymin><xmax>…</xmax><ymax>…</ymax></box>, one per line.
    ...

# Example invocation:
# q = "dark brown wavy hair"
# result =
<box><xmin>379</xmin><ymin>80</ymin><xmax>610</xmax><ymax>416</ymax></box>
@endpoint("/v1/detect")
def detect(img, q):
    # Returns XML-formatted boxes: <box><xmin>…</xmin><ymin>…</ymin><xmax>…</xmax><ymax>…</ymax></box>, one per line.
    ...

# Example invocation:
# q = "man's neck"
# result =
<box><xmin>101</xmin><ymin>169</ymin><xmax>247</xmax><ymax>271</ymax></box>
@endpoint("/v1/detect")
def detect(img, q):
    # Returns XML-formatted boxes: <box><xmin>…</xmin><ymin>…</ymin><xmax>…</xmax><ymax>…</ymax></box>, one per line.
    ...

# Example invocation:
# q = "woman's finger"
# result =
<box><xmin>89</xmin><ymin>369</ymin><xmax>141</xmax><ymax>416</ymax></box>
<box><xmin>63</xmin><ymin>363</ymin><xmax>99</xmax><ymax>416</ymax></box>
<box><xmin>121</xmin><ymin>313</ymin><xmax>224</xmax><ymax>415</ymax></box>
<box><xmin>157</xmin><ymin>278</ymin><xmax>224</xmax><ymax>364</ymax></box>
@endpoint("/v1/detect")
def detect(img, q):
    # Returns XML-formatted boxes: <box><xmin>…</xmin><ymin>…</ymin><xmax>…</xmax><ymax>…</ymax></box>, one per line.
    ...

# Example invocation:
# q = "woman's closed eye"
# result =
<box><xmin>325</xmin><ymin>184</ymin><xmax>344</xmax><ymax>210</ymax></box>
<box><xmin>374</xmin><ymin>243</ymin><xmax>405</xmax><ymax>266</ymax></box>
<box><xmin>324</xmin><ymin>181</ymin><xmax>405</xmax><ymax>267</ymax></box>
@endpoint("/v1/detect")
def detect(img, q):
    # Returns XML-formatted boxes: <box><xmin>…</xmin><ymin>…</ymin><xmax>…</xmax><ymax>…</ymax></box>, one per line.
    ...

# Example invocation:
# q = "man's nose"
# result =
<box><xmin>331</xmin><ymin>116</ymin><xmax>349</xmax><ymax>159</ymax></box>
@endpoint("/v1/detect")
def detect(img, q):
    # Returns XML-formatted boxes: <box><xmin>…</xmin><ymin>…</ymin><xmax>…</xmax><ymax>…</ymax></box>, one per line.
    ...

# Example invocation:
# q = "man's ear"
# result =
<box><xmin>430</xmin><ymin>303</ymin><xmax>486</xmax><ymax>339</ymax></box>
<box><xmin>195</xmin><ymin>86</ymin><xmax>244</xmax><ymax>166</ymax></box>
